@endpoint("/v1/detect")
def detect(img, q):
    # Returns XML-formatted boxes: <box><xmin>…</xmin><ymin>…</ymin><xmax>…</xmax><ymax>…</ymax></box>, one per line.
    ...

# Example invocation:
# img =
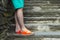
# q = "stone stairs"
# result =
<box><xmin>23</xmin><ymin>0</ymin><xmax>60</xmax><ymax>31</ymax></box>
<box><xmin>7</xmin><ymin>0</ymin><xmax>60</xmax><ymax>40</ymax></box>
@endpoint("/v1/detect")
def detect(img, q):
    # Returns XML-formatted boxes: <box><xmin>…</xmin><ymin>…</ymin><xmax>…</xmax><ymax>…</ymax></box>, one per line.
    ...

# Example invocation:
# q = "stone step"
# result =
<box><xmin>24</xmin><ymin>1</ymin><xmax>60</xmax><ymax>10</ymax></box>
<box><xmin>24</xmin><ymin>17</ymin><xmax>60</xmax><ymax>21</ymax></box>
<box><xmin>24</xmin><ymin>13</ymin><xmax>60</xmax><ymax>17</ymax></box>
<box><xmin>23</xmin><ymin>9</ymin><xmax>60</xmax><ymax>13</ymax></box>
<box><xmin>11</xmin><ymin>23</ymin><xmax>60</xmax><ymax>26</ymax></box>
<box><xmin>24</xmin><ymin>5</ymin><xmax>60</xmax><ymax>9</ymax></box>
<box><xmin>24</xmin><ymin>6</ymin><xmax>60</xmax><ymax>10</ymax></box>
<box><xmin>25</xmin><ymin>21</ymin><xmax>60</xmax><ymax>24</ymax></box>
<box><xmin>24</xmin><ymin>15</ymin><xmax>60</xmax><ymax>17</ymax></box>
<box><xmin>25</xmin><ymin>0</ymin><xmax>60</xmax><ymax>3</ymax></box>
<box><xmin>25</xmin><ymin>3</ymin><xmax>60</xmax><ymax>6</ymax></box>
<box><xmin>25</xmin><ymin>0</ymin><xmax>47</xmax><ymax>3</ymax></box>
<box><xmin>10</xmin><ymin>23</ymin><xmax>60</xmax><ymax>30</ymax></box>
<box><xmin>25</xmin><ymin>1</ymin><xmax>60</xmax><ymax>2</ymax></box>
<box><xmin>9</xmin><ymin>16</ymin><xmax>60</xmax><ymax>21</ymax></box>
<box><xmin>7</xmin><ymin>31</ymin><xmax>60</xmax><ymax>38</ymax></box>
<box><xmin>24</xmin><ymin>11</ymin><xmax>60</xmax><ymax>16</ymax></box>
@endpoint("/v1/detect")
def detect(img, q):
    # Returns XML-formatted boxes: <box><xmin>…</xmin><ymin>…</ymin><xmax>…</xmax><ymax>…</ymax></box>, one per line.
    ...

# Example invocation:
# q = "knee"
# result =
<box><xmin>15</xmin><ymin>8</ymin><xmax>23</xmax><ymax>12</ymax></box>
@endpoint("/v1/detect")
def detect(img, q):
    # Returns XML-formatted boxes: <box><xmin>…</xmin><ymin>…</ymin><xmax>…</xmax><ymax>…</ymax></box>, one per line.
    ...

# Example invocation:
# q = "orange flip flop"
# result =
<box><xmin>21</xmin><ymin>31</ymin><xmax>31</xmax><ymax>35</ymax></box>
<box><xmin>21</xmin><ymin>30</ymin><xmax>33</xmax><ymax>35</ymax></box>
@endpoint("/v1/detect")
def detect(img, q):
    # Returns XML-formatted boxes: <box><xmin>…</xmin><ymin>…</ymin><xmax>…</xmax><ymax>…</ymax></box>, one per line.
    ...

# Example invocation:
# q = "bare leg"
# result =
<box><xmin>16</xmin><ymin>9</ymin><xmax>25</xmax><ymax>29</ymax></box>
<box><xmin>15</xmin><ymin>13</ymin><xmax>21</xmax><ymax>33</ymax></box>
<box><xmin>15</xmin><ymin>8</ymin><xmax>32</xmax><ymax>34</ymax></box>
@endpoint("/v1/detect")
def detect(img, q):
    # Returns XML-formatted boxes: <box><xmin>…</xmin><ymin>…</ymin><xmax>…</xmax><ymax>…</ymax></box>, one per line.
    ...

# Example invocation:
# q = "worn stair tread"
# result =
<box><xmin>24</xmin><ymin>12</ymin><xmax>60</xmax><ymax>17</ymax></box>
<box><xmin>25</xmin><ymin>0</ymin><xmax>60</xmax><ymax>2</ymax></box>
<box><xmin>24</xmin><ymin>9</ymin><xmax>60</xmax><ymax>13</ymax></box>
<box><xmin>7</xmin><ymin>31</ymin><xmax>60</xmax><ymax>38</ymax></box>
<box><xmin>25</xmin><ymin>4</ymin><xmax>60</xmax><ymax>6</ymax></box>
<box><xmin>24</xmin><ymin>10</ymin><xmax>60</xmax><ymax>14</ymax></box>
<box><xmin>9</xmin><ymin>16</ymin><xmax>60</xmax><ymax>21</ymax></box>
<box><xmin>11</xmin><ymin>23</ymin><xmax>60</xmax><ymax>26</ymax></box>
<box><xmin>24</xmin><ymin>17</ymin><xmax>60</xmax><ymax>20</ymax></box>
<box><xmin>10</xmin><ymin>24</ymin><xmax>60</xmax><ymax>29</ymax></box>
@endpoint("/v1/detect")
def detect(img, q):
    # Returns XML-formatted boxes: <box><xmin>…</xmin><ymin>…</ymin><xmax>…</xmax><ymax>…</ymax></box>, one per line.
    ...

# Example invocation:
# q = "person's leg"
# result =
<box><xmin>15</xmin><ymin>8</ymin><xmax>32</xmax><ymax>34</ymax></box>
<box><xmin>12</xmin><ymin>0</ymin><xmax>32</xmax><ymax>35</ymax></box>
<box><xmin>15</xmin><ymin>12</ymin><xmax>21</xmax><ymax>34</ymax></box>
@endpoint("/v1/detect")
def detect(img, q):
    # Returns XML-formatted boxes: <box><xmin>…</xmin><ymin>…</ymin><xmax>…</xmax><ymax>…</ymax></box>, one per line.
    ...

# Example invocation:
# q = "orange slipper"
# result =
<box><xmin>21</xmin><ymin>30</ymin><xmax>32</xmax><ymax>35</ymax></box>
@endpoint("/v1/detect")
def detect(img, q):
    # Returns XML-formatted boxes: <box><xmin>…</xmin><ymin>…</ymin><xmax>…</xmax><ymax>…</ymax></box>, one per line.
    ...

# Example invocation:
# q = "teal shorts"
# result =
<box><xmin>11</xmin><ymin>0</ymin><xmax>24</xmax><ymax>9</ymax></box>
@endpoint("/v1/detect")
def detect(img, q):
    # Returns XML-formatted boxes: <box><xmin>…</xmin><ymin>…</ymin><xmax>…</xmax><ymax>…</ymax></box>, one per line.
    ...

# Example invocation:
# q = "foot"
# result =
<box><xmin>16</xmin><ymin>28</ymin><xmax>32</xmax><ymax>35</ymax></box>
